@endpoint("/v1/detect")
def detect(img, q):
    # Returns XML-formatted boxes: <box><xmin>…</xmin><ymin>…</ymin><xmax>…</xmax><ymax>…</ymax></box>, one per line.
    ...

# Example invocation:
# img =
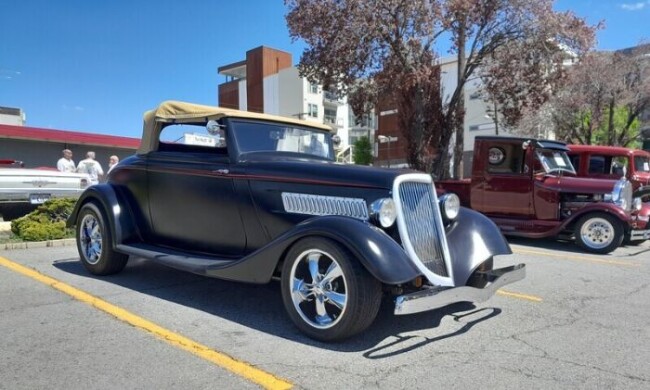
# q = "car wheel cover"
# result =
<box><xmin>289</xmin><ymin>249</ymin><xmax>348</xmax><ymax>330</ymax></box>
<box><xmin>80</xmin><ymin>213</ymin><xmax>102</xmax><ymax>265</ymax></box>
<box><xmin>580</xmin><ymin>217</ymin><xmax>615</xmax><ymax>249</ymax></box>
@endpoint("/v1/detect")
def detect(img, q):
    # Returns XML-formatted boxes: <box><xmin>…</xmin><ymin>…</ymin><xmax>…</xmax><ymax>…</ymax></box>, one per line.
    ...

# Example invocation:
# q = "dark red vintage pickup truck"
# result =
<box><xmin>436</xmin><ymin>136</ymin><xmax>649</xmax><ymax>254</ymax></box>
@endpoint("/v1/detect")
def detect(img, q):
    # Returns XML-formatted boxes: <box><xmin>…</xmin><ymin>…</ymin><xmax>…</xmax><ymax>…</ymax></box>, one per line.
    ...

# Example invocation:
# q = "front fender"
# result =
<box><xmin>66</xmin><ymin>184</ymin><xmax>139</xmax><ymax>247</ymax></box>
<box><xmin>276</xmin><ymin>216</ymin><xmax>422</xmax><ymax>285</ymax></box>
<box><xmin>446</xmin><ymin>207</ymin><xmax>512</xmax><ymax>286</ymax></box>
<box><xmin>204</xmin><ymin>215</ymin><xmax>420</xmax><ymax>284</ymax></box>
<box><xmin>560</xmin><ymin>202</ymin><xmax>632</xmax><ymax>231</ymax></box>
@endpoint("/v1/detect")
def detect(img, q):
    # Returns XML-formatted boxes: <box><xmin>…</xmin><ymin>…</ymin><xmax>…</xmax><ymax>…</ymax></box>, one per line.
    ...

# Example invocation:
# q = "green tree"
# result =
<box><xmin>352</xmin><ymin>136</ymin><xmax>373</xmax><ymax>165</ymax></box>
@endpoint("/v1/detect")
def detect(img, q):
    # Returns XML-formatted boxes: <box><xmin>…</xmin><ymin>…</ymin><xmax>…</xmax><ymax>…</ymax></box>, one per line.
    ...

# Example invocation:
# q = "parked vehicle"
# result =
<box><xmin>567</xmin><ymin>145</ymin><xmax>650</xmax><ymax>244</ymax></box>
<box><xmin>436</xmin><ymin>136</ymin><xmax>649</xmax><ymax>254</ymax></box>
<box><xmin>567</xmin><ymin>145</ymin><xmax>650</xmax><ymax>199</ymax></box>
<box><xmin>0</xmin><ymin>159</ymin><xmax>90</xmax><ymax>220</ymax></box>
<box><xmin>67</xmin><ymin>101</ymin><xmax>525</xmax><ymax>341</ymax></box>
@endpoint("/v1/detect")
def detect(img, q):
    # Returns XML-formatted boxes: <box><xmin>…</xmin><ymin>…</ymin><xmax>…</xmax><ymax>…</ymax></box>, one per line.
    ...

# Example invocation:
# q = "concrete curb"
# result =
<box><xmin>2</xmin><ymin>238</ymin><xmax>76</xmax><ymax>251</ymax></box>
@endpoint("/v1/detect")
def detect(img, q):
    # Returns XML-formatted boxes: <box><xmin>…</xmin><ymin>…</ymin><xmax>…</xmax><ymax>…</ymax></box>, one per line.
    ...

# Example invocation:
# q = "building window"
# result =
<box><xmin>324</xmin><ymin>108</ymin><xmax>337</xmax><ymax>125</ymax></box>
<box><xmin>308</xmin><ymin>103</ymin><xmax>318</xmax><ymax>118</ymax></box>
<box><xmin>310</xmin><ymin>83</ymin><xmax>319</xmax><ymax>94</ymax></box>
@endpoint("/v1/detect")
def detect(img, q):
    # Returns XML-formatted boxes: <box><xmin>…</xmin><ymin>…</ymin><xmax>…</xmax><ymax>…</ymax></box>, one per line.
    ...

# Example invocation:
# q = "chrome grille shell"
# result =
<box><xmin>393</xmin><ymin>174</ymin><xmax>454</xmax><ymax>287</ymax></box>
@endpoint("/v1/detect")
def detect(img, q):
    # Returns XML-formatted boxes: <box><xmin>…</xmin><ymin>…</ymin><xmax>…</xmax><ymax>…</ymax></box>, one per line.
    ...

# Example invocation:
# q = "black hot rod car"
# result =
<box><xmin>68</xmin><ymin>101</ymin><xmax>525</xmax><ymax>341</ymax></box>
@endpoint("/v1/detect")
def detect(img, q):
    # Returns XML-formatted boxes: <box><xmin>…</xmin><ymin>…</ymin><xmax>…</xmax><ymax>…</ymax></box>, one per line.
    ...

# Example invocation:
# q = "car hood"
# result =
<box><xmin>239</xmin><ymin>157</ymin><xmax>415</xmax><ymax>190</ymax></box>
<box><xmin>538</xmin><ymin>175</ymin><xmax>618</xmax><ymax>194</ymax></box>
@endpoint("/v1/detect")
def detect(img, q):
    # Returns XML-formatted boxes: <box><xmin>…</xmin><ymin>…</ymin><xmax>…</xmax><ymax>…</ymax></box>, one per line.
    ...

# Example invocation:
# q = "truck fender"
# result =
<box><xmin>446</xmin><ymin>207</ymin><xmax>512</xmax><ymax>286</ymax></box>
<box><xmin>560</xmin><ymin>202</ymin><xmax>632</xmax><ymax>232</ymax></box>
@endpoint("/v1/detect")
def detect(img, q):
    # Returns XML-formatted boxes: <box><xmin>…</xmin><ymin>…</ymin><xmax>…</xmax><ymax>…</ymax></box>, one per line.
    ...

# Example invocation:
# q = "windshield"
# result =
<box><xmin>231</xmin><ymin>121</ymin><xmax>334</xmax><ymax>160</ymax></box>
<box><xmin>634</xmin><ymin>156</ymin><xmax>650</xmax><ymax>173</ymax></box>
<box><xmin>535</xmin><ymin>149</ymin><xmax>576</xmax><ymax>175</ymax></box>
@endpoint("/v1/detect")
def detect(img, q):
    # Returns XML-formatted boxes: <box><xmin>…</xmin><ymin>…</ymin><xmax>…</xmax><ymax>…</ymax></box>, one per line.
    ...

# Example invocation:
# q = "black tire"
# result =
<box><xmin>75</xmin><ymin>202</ymin><xmax>128</xmax><ymax>275</ymax></box>
<box><xmin>623</xmin><ymin>236</ymin><xmax>645</xmax><ymax>246</ymax></box>
<box><xmin>574</xmin><ymin>213</ymin><xmax>624</xmax><ymax>254</ymax></box>
<box><xmin>281</xmin><ymin>237</ymin><xmax>382</xmax><ymax>342</ymax></box>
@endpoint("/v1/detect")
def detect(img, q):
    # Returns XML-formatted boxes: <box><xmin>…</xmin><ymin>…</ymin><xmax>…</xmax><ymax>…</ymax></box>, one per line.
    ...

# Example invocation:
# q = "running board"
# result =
<box><xmin>115</xmin><ymin>243</ymin><xmax>237</xmax><ymax>276</ymax></box>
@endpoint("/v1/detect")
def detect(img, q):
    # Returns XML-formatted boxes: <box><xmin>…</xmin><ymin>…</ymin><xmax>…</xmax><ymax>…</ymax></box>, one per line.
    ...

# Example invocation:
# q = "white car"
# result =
<box><xmin>0</xmin><ymin>159</ymin><xmax>90</xmax><ymax>220</ymax></box>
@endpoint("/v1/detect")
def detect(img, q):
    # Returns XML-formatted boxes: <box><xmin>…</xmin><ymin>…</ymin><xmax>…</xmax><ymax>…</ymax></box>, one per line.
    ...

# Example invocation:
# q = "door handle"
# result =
<box><xmin>212</xmin><ymin>169</ymin><xmax>229</xmax><ymax>175</ymax></box>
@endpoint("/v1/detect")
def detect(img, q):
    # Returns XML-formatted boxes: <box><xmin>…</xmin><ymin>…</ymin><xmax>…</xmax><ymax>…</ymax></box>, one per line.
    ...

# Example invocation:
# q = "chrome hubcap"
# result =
<box><xmin>289</xmin><ymin>249</ymin><xmax>347</xmax><ymax>329</ymax></box>
<box><xmin>580</xmin><ymin>218</ymin><xmax>614</xmax><ymax>249</ymax></box>
<box><xmin>80</xmin><ymin>214</ymin><xmax>102</xmax><ymax>264</ymax></box>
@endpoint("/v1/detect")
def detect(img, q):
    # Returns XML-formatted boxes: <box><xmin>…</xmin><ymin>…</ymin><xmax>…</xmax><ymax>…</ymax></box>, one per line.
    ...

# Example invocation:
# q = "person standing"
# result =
<box><xmin>77</xmin><ymin>151</ymin><xmax>104</xmax><ymax>185</ymax></box>
<box><xmin>56</xmin><ymin>149</ymin><xmax>76</xmax><ymax>172</ymax></box>
<box><xmin>107</xmin><ymin>155</ymin><xmax>119</xmax><ymax>174</ymax></box>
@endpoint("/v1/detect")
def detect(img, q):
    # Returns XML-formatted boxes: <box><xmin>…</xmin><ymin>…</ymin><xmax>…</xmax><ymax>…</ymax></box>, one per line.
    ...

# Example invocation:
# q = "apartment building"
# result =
<box><xmin>217</xmin><ymin>46</ymin><xmax>375</xmax><ymax>163</ymax></box>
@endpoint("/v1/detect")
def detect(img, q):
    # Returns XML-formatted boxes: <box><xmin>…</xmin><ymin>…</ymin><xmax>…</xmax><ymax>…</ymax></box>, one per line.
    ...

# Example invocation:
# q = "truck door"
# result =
<box><xmin>476</xmin><ymin>141</ymin><xmax>534</xmax><ymax>217</ymax></box>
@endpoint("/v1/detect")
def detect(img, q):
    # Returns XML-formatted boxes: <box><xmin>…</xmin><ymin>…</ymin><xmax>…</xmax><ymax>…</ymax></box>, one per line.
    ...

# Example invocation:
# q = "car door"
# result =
<box><xmin>145</xmin><ymin>125</ymin><xmax>246</xmax><ymax>256</ymax></box>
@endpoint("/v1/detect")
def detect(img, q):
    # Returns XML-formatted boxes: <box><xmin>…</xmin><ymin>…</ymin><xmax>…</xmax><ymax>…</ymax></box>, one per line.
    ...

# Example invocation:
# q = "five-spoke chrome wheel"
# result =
<box><xmin>281</xmin><ymin>237</ymin><xmax>382</xmax><ymax>341</ymax></box>
<box><xmin>288</xmin><ymin>249</ymin><xmax>348</xmax><ymax>329</ymax></box>
<box><xmin>575</xmin><ymin>213</ymin><xmax>623</xmax><ymax>254</ymax></box>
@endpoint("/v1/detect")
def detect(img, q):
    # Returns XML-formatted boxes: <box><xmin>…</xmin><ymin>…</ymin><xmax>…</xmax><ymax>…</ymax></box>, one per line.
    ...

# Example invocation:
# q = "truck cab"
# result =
<box><xmin>436</xmin><ymin>136</ymin><xmax>649</xmax><ymax>254</ymax></box>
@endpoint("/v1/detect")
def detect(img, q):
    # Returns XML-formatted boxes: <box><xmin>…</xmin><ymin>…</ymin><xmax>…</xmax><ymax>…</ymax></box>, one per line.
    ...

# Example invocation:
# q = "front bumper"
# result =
<box><xmin>394</xmin><ymin>264</ymin><xmax>526</xmax><ymax>315</ymax></box>
<box><xmin>630</xmin><ymin>228</ymin><xmax>650</xmax><ymax>241</ymax></box>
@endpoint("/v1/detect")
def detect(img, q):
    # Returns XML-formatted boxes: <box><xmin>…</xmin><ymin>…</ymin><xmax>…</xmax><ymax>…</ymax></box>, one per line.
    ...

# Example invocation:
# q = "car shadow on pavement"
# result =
<box><xmin>53</xmin><ymin>256</ymin><xmax>503</xmax><ymax>354</ymax></box>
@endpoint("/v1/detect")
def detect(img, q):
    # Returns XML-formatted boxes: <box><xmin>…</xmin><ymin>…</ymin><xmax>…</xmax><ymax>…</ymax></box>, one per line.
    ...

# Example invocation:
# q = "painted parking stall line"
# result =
<box><xmin>511</xmin><ymin>248</ymin><xmax>642</xmax><ymax>267</ymax></box>
<box><xmin>0</xmin><ymin>255</ymin><xmax>293</xmax><ymax>390</ymax></box>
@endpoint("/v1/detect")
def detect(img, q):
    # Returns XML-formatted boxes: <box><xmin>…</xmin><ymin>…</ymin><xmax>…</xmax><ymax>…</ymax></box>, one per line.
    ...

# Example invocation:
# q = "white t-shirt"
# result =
<box><xmin>77</xmin><ymin>158</ymin><xmax>104</xmax><ymax>184</ymax></box>
<box><xmin>57</xmin><ymin>158</ymin><xmax>76</xmax><ymax>173</ymax></box>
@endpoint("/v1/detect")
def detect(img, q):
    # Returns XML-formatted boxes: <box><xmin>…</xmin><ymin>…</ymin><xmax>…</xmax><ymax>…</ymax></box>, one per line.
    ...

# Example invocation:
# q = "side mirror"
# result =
<box><xmin>332</xmin><ymin>135</ymin><xmax>341</xmax><ymax>146</ymax></box>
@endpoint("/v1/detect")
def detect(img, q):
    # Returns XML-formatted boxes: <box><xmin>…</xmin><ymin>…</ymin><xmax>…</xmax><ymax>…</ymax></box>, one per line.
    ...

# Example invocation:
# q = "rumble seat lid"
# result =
<box><xmin>139</xmin><ymin>100</ymin><xmax>334</xmax><ymax>154</ymax></box>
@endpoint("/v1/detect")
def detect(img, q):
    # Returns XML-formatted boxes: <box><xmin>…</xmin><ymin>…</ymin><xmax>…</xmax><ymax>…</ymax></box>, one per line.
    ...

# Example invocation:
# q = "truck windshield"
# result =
<box><xmin>535</xmin><ymin>149</ymin><xmax>576</xmax><ymax>175</ymax></box>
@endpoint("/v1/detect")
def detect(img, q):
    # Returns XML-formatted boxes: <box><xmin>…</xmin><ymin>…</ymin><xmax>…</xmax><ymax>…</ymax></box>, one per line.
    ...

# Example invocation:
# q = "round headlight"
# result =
<box><xmin>370</xmin><ymin>198</ymin><xmax>397</xmax><ymax>228</ymax></box>
<box><xmin>440</xmin><ymin>193</ymin><xmax>460</xmax><ymax>221</ymax></box>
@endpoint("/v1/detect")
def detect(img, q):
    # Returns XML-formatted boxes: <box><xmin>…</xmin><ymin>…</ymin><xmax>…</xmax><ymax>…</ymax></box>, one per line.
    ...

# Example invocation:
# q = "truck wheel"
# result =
<box><xmin>76</xmin><ymin>203</ymin><xmax>128</xmax><ymax>275</ymax></box>
<box><xmin>575</xmin><ymin>213</ymin><xmax>623</xmax><ymax>254</ymax></box>
<box><xmin>281</xmin><ymin>237</ymin><xmax>382</xmax><ymax>342</ymax></box>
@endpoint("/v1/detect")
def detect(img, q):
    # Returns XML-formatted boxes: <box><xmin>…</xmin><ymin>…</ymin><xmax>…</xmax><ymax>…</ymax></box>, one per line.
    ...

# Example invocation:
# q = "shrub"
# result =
<box><xmin>10</xmin><ymin>198</ymin><xmax>77</xmax><ymax>241</ymax></box>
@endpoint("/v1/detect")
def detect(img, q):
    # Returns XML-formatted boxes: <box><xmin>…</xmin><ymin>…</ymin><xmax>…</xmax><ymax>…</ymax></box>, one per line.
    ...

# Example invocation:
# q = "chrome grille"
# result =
<box><xmin>282</xmin><ymin>192</ymin><xmax>369</xmax><ymax>220</ymax></box>
<box><xmin>396</xmin><ymin>180</ymin><xmax>449</xmax><ymax>277</ymax></box>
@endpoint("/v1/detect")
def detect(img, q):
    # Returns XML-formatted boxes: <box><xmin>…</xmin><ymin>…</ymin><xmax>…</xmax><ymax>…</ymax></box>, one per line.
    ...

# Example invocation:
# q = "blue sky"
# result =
<box><xmin>0</xmin><ymin>0</ymin><xmax>648</xmax><ymax>138</ymax></box>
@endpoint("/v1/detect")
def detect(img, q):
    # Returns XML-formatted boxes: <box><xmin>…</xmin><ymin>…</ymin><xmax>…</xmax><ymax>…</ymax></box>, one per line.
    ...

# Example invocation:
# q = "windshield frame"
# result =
<box><xmin>229</xmin><ymin>119</ymin><xmax>335</xmax><ymax>161</ymax></box>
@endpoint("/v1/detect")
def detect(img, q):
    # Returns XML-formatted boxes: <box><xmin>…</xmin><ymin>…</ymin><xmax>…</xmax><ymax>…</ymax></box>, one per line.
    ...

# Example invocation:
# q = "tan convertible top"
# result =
<box><xmin>139</xmin><ymin>100</ymin><xmax>334</xmax><ymax>154</ymax></box>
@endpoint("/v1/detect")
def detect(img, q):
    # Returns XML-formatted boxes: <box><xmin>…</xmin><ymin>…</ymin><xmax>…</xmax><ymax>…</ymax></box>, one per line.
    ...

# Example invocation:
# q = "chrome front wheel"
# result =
<box><xmin>288</xmin><ymin>249</ymin><xmax>348</xmax><ymax>329</ymax></box>
<box><xmin>281</xmin><ymin>237</ymin><xmax>382</xmax><ymax>341</ymax></box>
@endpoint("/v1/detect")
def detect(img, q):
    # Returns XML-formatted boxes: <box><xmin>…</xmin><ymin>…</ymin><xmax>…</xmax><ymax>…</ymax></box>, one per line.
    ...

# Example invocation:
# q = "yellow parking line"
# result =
<box><xmin>0</xmin><ymin>256</ymin><xmax>292</xmax><ymax>390</ymax></box>
<box><xmin>497</xmin><ymin>289</ymin><xmax>543</xmax><ymax>302</ymax></box>
<box><xmin>512</xmin><ymin>248</ymin><xmax>641</xmax><ymax>267</ymax></box>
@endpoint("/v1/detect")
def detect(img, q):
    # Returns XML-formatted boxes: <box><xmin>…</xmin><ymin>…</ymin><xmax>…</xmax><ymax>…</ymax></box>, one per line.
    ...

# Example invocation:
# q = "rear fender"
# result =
<box><xmin>66</xmin><ymin>185</ymin><xmax>139</xmax><ymax>247</ymax></box>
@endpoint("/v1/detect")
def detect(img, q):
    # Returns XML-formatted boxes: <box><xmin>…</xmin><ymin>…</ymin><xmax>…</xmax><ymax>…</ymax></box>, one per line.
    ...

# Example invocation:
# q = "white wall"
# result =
<box><xmin>263</xmin><ymin>74</ymin><xmax>280</xmax><ymax>115</ymax></box>
<box><xmin>238</xmin><ymin>79</ymin><xmax>247</xmax><ymax>111</ymax></box>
